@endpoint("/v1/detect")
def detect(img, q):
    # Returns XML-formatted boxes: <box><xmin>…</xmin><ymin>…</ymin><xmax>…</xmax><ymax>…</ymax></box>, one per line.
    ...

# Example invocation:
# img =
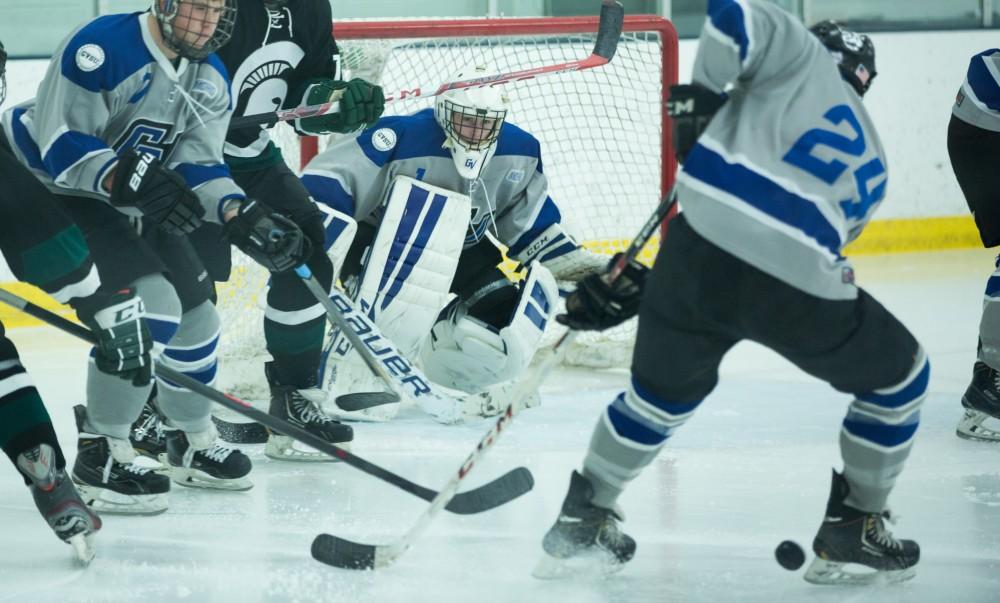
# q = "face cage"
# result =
<box><xmin>157</xmin><ymin>0</ymin><xmax>238</xmax><ymax>61</ymax></box>
<box><xmin>441</xmin><ymin>101</ymin><xmax>507</xmax><ymax>152</ymax></box>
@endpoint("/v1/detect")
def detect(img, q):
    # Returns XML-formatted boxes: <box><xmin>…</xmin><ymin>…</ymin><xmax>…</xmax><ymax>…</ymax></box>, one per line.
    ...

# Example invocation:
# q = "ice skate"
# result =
<box><xmin>804</xmin><ymin>470</ymin><xmax>919</xmax><ymax>585</ymax></box>
<box><xmin>956</xmin><ymin>361</ymin><xmax>1000</xmax><ymax>441</ymax></box>
<box><xmin>267</xmin><ymin>362</ymin><xmax>354</xmax><ymax>461</ymax></box>
<box><xmin>71</xmin><ymin>405</ymin><xmax>170</xmax><ymax>515</ymax></box>
<box><xmin>18</xmin><ymin>443</ymin><xmax>103</xmax><ymax>564</ymax></box>
<box><xmin>130</xmin><ymin>399</ymin><xmax>167</xmax><ymax>463</ymax></box>
<box><xmin>533</xmin><ymin>471</ymin><xmax>636</xmax><ymax>579</ymax></box>
<box><xmin>165</xmin><ymin>427</ymin><xmax>253</xmax><ymax>491</ymax></box>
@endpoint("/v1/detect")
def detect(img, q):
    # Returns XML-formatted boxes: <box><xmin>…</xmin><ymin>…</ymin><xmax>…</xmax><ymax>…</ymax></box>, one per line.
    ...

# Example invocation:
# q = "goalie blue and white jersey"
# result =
<box><xmin>678</xmin><ymin>0</ymin><xmax>887</xmax><ymax>300</ymax></box>
<box><xmin>301</xmin><ymin>108</ymin><xmax>567</xmax><ymax>256</ymax></box>
<box><xmin>1</xmin><ymin>12</ymin><xmax>244</xmax><ymax>222</ymax></box>
<box><xmin>952</xmin><ymin>49</ymin><xmax>1000</xmax><ymax>132</ymax></box>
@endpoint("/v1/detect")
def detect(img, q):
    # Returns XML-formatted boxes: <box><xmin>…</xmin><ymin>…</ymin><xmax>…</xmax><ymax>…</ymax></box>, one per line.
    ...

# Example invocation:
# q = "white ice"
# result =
<box><xmin>1</xmin><ymin>249</ymin><xmax>999</xmax><ymax>603</ymax></box>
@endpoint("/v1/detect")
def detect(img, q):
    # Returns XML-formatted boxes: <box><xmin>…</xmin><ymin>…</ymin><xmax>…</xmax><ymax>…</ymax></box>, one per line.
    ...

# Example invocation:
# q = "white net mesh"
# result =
<box><xmin>216</xmin><ymin>17</ymin><xmax>675</xmax><ymax>398</ymax></box>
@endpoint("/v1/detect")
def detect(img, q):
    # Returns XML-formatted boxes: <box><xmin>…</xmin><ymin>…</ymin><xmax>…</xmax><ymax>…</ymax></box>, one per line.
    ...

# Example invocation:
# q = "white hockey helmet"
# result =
<box><xmin>434</xmin><ymin>64</ymin><xmax>510</xmax><ymax>180</ymax></box>
<box><xmin>152</xmin><ymin>0</ymin><xmax>237</xmax><ymax>61</ymax></box>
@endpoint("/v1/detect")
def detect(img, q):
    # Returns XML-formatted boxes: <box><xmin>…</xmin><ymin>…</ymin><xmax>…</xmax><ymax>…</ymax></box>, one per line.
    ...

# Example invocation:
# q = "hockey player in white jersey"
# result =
<box><xmin>0</xmin><ymin>0</ymin><xmax>312</xmax><ymax>512</ymax></box>
<box><xmin>536</xmin><ymin>4</ymin><xmax>926</xmax><ymax>585</ymax></box>
<box><xmin>947</xmin><ymin>50</ymin><xmax>1000</xmax><ymax>442</ymax></box>
<box><xmin>301</xmin><ymin>65</ymin><xmax>604</xmax><ymax>421</ymax></box>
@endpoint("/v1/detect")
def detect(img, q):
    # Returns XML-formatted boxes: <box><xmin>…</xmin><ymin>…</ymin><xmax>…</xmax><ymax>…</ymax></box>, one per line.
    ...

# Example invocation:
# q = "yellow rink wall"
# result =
<box><xmin>0</xmin><ymin>215</ymin><xmax>983</xmax><ymax>330</ymax></box>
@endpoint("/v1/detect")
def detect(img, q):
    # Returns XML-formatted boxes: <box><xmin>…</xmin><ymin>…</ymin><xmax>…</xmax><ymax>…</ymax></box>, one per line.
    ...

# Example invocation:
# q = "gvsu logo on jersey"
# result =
<box><xmin>75</xmin><ymin>44</ymin><xmax>105</xmax><ymax>72</ymax></box>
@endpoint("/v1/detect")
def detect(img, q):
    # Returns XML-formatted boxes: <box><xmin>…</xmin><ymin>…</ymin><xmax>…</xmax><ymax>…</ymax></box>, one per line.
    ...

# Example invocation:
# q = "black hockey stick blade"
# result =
<box><xmin>311</xmin><ymin>534</ymin><xmax>377</xmax><ymax>570</ymax></box>
<box><xmin>212</xmin><ymin>414</ymin><xmax>269</xmax><ymax>444</ymax></box>
<box><xmin>444</xmin><ymin>466</ymin><xmax>534</xmax><ymax>515</ymax></box>
<box><xmin>594</xmin><ymin>1</ymin><xmax>625</xmax><ymax>61</ymax></box>
<box><xmin>335</xmin><ymin>391</ymin><xmax>401</xmax><ymax>411</ymax></box>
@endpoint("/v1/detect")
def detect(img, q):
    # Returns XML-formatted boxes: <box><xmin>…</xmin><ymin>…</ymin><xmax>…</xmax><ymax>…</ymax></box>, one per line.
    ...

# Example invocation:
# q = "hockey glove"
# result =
<box><xmin>109</xmin><ymin>150</ymin><xmax>205</xmax><ymax>235</ymax></box>
<box><xmin>557</xmin><ymin>253</ymin><xmax>649</xmax><ymax>331</ymax></box>
<box><xmin>72</xmin><ymin>288</ymin><xmax>154</xmax><ymax>387</ymax></box>
<box><xmin>223</xmin><ymin>199</ymin><xmax>309</xmax><ymax>273</ymax></box>
<box><xmin>298</xmin><ymin>78</ymin><xmax>385</xmax><ymax>134</ymax></box>
<box><xmin>667</xmin><ymin>83</ymin><xmax>727</xmax><ymax>164</ymax></box>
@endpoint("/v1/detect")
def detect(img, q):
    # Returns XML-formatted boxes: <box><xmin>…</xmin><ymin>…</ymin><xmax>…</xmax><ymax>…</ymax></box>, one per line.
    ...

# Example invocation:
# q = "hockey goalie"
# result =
<box><xmin>300</xmin><ymin>64</ymin><xmax>608</xmax><ymax>421</ymax></box>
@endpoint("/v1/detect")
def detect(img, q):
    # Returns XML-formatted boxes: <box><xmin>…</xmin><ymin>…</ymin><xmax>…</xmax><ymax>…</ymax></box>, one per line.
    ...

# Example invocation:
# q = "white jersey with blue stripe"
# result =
<box><xmin>302</xmin><ymin>108</ymin><xmax>569</xmax><ymax>256</ymax></box>
<box><xmin>0</xmin><ymin>12</ymin><xmax>244</xmax><ymax>222</ymax></box>
<box><xmin>952</xmin><ymin>49</ymin><xmax>1000</xmax><ymax>133</ymax></box>
<box><xmin>678</xmin><ymin>0</ymin><xmax>887</xmax><ymax>300</ymax></box>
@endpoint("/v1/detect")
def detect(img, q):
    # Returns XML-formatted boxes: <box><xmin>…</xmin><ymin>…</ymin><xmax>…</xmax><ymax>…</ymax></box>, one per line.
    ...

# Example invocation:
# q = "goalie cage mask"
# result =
<box><xmin>435</xmin><ymin>65</ymin><xmax>510</xmax><ymax>180</ymax></box>
<box><xmin>809</xmin><ymin>20</ymin><xmax>876</xmax><ymax>97</ymax></box>
<box><xmin>153</xmin><ymin>0</ymin><xmax>238</xmax><ymax>61</ymax></box>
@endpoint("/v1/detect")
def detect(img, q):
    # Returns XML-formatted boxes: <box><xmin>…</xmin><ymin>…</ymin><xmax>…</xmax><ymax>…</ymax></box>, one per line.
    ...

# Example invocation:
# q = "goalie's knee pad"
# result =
<box><xmin>421</xmin><ymin>262</ymin><xmax>558</xmax><ymax>392</ymax></box>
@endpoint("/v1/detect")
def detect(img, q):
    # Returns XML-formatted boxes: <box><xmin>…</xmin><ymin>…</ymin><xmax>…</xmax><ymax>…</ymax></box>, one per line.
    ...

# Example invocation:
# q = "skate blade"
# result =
<box><xmin>68</xmin><ymin>533</ymin><xmax>96</xmax><ymax>566</ymax></box>
<box><xmin>956</xmin><ymin>409</ymin><xmax>1000</xmax><ymax>442</ymax></box>
<box><xmin>264</xmin><ymin>435</ymin><xmax>351</xmax><ymax>462</ymax></box>
<box><xmin>803</xmin><ymin>557</ymin><xmax>916</xmax><ymax>585</ymax></box>
<box><xmin>76</xmin><ymin>484</ymin><xmax>168</xmax><ymax>516</ymax></box>
<box><xmin>169</xmin><ymin>467</ymin><xmax>253</xmax><ymax>491</ymax></box>
<box><xmin>531</xmin><ymin>550</ymin><xmax>627</xmax><ymax>580</ymax></box>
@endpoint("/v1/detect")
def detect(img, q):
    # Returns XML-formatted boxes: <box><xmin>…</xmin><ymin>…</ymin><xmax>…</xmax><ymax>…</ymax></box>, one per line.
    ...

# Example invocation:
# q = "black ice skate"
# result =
<box><xmin>164</xmin><ymin>428</ymin><xmax>253</xmax><ymax>491</ymax></box>
<box><xmin>71</xmin><ymin>405</ymin><xmax>170</xmax><ymax>515</ymax></box>
<box><xmin>266</xmin><ymin>362</ymin><xmax>353</xmax><ymax>462</ymax></box>
<box><xmin>804</xmin><ymin>470</ymin><xmax>919</xmax><ymax>585</ymax></box>
<box><xmin>130</xmin><ymin>399</ymin><xmax>167</xmax><ymax>462</ymax></box>
<box><xmin>17</xmin><ymin>443</ymin><xmax>103</xmax><ymax>564</ymax></box>
<box><xmin>533</xmin><ymin>471</ymin><xmax>636</xmax><ymax>579</ymax></box>
<box><xmin>956</xmin><ymin>361</ymin><xmax>1000</xmax><ymax>442</ymax></box>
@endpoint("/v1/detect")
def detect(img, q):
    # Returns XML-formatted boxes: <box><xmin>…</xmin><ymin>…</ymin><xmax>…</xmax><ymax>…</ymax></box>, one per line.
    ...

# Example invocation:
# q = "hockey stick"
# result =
<box><xmin>294</xmin><ymin>265</ymin><xmax>465</xmax><ymax>424</ymax></box>
<box><xmin>228</xmin><ymin>0</ymin><xmax>624</xmax><ymax>130</ymax></box>
<box><xmin>0</xmin><ymin>288</ymin><xmax>533</xmax><ymax>515</ymax></box>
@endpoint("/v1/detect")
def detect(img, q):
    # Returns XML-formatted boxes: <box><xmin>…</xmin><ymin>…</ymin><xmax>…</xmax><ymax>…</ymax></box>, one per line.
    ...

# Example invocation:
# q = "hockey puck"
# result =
<box><xmin>774</xmin><ymin>540</ymin><xmax>805</xmax><ymax>570</ymax></box>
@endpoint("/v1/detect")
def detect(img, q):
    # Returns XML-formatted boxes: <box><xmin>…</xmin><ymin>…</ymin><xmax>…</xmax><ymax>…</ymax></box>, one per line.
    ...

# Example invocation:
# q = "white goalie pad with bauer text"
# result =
<box><xmin>421</xmin><ymin>262</ymin><xmax>559</xmax><ymax>393</ymax></box>
<box><xmin>324</xmin><ymin>176</ymin><xmax>471</xmax><ymax>405</ymax></box>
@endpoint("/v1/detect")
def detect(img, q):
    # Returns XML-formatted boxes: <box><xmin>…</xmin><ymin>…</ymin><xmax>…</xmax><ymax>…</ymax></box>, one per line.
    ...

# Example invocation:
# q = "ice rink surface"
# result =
<box><xmin>2</xmin><ymin>248</ymin><xmax>999</xmax><ymax>603</ymax></box>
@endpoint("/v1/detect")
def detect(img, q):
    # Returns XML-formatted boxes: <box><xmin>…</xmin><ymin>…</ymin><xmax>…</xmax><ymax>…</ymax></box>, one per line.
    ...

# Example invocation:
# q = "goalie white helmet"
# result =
<box><xmin>434</xmin><ymin>64</ymin><xmax>510</xmax><ymax>180</ymax></box>
<box><xmin>152</xmin><ymin>0</ymin><xmax>238</xmax><ymax>61</ymax></box>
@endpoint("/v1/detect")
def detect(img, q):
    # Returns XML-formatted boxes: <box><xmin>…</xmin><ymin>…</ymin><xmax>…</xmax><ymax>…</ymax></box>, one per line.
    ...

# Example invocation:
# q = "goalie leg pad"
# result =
<box><xmin>324</xmin><ymin>176</ymin><xmax>470</xmax><ymax>419</ymax></box>
<box><xmin>422</xmin><ymin>262</ymin><xmax>558</xmax><ymax>393</ymax></box>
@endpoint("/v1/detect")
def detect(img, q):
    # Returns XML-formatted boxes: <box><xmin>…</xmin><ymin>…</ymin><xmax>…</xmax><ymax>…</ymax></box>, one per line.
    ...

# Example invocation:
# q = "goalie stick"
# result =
<box><xmin>0</xmin><ymin>288</ymin><xmax>533</xmax><ymax>515</ymax></box>
<box><xmin>229</xmin><ymin>0</ymin><xmax>624</xmax><ymax>130</ymax></box>
<box><xmin>311</xmin><ymin>181</ymin><xmax>680</xmax><ymax>570</ymax></box>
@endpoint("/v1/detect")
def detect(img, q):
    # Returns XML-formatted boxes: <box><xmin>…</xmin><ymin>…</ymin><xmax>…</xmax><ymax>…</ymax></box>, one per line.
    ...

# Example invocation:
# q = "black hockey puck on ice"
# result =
<box><xmin>774</xmin><ymin>540</ymin><xmax>805</xmax><ymax>570</ymax></box>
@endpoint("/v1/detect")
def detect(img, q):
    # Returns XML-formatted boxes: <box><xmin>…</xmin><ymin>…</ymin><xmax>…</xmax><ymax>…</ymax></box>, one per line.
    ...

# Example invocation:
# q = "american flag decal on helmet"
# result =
<box><xmin>855</xmin><ymin>63</ymin><xmax>871</xmax><ymax>87</ymax></box>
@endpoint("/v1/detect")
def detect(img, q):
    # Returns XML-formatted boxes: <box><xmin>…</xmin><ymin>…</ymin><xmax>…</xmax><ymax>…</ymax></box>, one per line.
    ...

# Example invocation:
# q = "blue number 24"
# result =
<box><xmin>782</xmin><ymin>104</ymin><xmax>886</xmax><ymax>220</ymax></box>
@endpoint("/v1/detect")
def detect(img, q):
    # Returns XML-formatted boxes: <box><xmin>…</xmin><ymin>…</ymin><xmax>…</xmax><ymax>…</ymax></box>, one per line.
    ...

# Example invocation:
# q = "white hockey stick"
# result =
<box><xmin>294</xmin><ymin>265</ymin><xmax>464</xmax><ymax>424</ymax></box>
<box><xmin>229</xmin><ymin>0</ymin><xmax>624</xmax><ymax>130</ymax></box>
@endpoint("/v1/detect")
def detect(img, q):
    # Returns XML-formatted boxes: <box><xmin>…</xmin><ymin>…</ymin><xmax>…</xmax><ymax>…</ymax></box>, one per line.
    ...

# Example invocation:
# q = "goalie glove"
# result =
<box><xmin>71</xmin><ymin>288</ymin><xmax>154</xmax><ymax>387</ymax></box>
<box><xmin>108</xmin><ymin>150</ymin><xmax>205</xmax><ymax>235</ymax></box>
<box><xmin>557</xmin><ymin>253</ymin><xmax>649</xmax><ymax>331</ymax></box>
<box><xmin>296</xmin><ymin>78</ymin><xmax>385</xmax><ymax>135</ymax></box>
<box><xmin>223</xmin><ymin>199</ymin><xmax>309</xmax><ymax>273</ymax></box>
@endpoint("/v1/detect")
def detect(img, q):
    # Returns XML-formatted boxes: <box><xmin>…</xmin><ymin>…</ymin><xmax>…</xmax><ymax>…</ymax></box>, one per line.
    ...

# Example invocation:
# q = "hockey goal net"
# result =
<box><xmin>216</xmin><ymin>15</ymin><xmax>677</xmax><ymax>397</ymax></box>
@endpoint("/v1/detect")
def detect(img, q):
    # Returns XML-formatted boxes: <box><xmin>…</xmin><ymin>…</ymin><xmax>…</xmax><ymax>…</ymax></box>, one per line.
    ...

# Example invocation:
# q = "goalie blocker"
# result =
<box><xmin>320</xmin><ymin>175</ymin><xmax>559</xmax><ymax>421</ymax></box>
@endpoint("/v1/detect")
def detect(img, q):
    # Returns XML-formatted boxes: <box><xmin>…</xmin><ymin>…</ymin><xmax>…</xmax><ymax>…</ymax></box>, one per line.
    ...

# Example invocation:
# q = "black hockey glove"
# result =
<box><xmin>223</xmin><ymin>199</ymin><xmax>309</xmax><ymax>273</ymax></box>
<box><xmin>667</xmin><ymin>83</ymin><xmax>728</xmax><ymax>164</ymax></box>
<box><xmin>109</xmin><ymin>150</ymin><xmax>205</xmax><ymax>235</ymax></box>
<box><xmin>72</xmin><ymin>288</ymin><xmax>154</xmax><ymax>387</ymax></box>
<box><xmin>557</xmin><ymin>253</ymin><xmax>649</xmax><ymax>331</ymax></box>
<box><xmin>299</xmin><ymin>78</ymin><xmax>385</xmax><ymax>134</ymax></box>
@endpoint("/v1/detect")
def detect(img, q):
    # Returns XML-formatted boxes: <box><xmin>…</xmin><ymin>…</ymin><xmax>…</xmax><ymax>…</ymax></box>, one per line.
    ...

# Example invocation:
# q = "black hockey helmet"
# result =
<box><xmin>0</xmin><ymin>40</ymin><xmax>6</xmax><ymax>106</ymax></box>
<box><xmin>152</xmin><ymin>0</ymin><xmax>238</xmax><ymax>61</ymax></box>
<box><xmin>809</xmin><ymin>20</ymin><xmax>876</xmax><ymax>96</ymax></box>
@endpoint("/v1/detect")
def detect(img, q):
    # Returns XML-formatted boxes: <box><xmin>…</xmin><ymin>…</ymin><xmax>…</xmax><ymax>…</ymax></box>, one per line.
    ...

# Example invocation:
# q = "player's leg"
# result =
<box><xmin>132</xmin><ymin>228</ymin><xmax>252</xmax><ymax>489</ymax></box>
<box><xmin>536</xmin><ymin>215</ymin><xmax>739</xmax><ymax>578</ymax></box>
<box><xmin>745</xmin><ymin>267</ymin><xmax>925</xmax><ymax>584</ymax></box>
<box><xmin>0</xmin><ymin>323</ymin><xmax>102</xmax><ymax>560</ymax></box>
<box><xmin>231</xmin><ymin>163</ymin><xmax>354</xmax><ymax>458</ymax></box>
<box><xmin>56</xmin><ymin>202</ymin><xmax>172</xmax><ymax>515</ymax></box>
<box><xmin>947</xmin><ymin>115</ymin><xmax>1000</xmax><ymax>441</ymax></box>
